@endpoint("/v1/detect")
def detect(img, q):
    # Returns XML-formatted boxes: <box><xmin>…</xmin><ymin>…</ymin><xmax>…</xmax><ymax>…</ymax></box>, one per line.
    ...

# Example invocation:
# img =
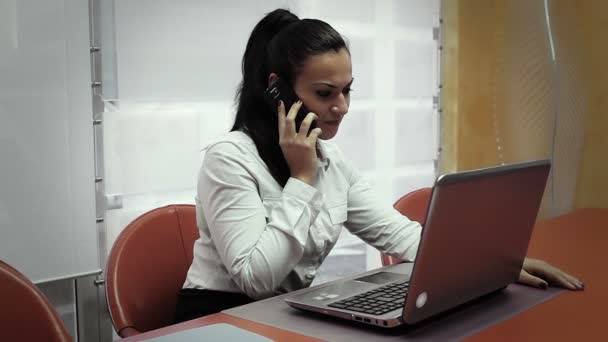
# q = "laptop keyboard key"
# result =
<box><xmin>376</xmin><ymin>296</ymin><xmax>394</xmax><ymax>302</ymax></box>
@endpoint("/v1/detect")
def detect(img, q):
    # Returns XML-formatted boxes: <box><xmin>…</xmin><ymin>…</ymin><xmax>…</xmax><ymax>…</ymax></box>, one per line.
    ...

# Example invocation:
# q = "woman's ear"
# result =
<box><xmin>268</xmin><ymin>73</ymin><xmax>278</xmax><ymax>87</ymax></box>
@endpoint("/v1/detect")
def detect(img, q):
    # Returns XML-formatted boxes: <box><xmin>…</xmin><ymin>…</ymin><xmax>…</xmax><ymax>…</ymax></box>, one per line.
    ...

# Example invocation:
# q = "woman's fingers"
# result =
<box><xmin>556</xmin><ymin>274</ymin><xmax>579</xmax><ymax>290</ymax></box>
<box><xmin>307</xmin><ymin>127</ymin><xmax>323</xmax><ymax>143</ymax></box>
<box><xmin>284</xmin><ymin>100</ymin><xmax>302</xmax><ymax>136</ymax></box>
<box><xmin>276</xmin><ymin>100</ymin><xmax>319</xmax><ymax>185</ymax></box>
<box><xmin>519</xmin><ymin>269</ymin><xmax>548</xmax><ymax>289</ymax></box>
<box><xmin>277</xmin><ymin>100</ymin><xmax>286</xmax><ymax>136</ymax></box>
<box><xmin>546</xmin><ymin>269</ymin><xmax>583</xmax><ymax>290</ymax></box>
<box><xmin>565</xmin><ymin>273</ymin><xmax>585</xmax><ymax>289</ymax></box>
<box><xmin>297</xmin><ymin>112</ymin><xmax>318</xmax><ymax>139</ymax></box>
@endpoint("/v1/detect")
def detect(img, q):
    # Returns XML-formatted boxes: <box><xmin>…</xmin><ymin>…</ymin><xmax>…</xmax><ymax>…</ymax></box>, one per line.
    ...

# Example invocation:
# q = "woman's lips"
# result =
<box><xmin>323</xmin><ymin>120</ymin><xmax>341</xmax><ymax>126</ymax></box>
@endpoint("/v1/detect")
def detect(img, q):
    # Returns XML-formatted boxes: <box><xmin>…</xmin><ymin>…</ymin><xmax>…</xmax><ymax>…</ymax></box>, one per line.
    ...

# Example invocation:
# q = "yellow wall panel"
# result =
<box><xmin>441</xmin><ymin>0</ymin><xmax>606</xmax><ymax>213</ymax></box>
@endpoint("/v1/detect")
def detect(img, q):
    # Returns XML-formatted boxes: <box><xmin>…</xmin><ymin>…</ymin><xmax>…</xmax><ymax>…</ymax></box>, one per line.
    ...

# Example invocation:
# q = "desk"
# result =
<box><xmin>121</xmin><ymin>208</ymin><xmax>607</xmax><ymax>341</ymax></box>
<box><xmin>466</xmin><ymin>208</ymin><xmax>607</xmax><ymax>341</ymax></box>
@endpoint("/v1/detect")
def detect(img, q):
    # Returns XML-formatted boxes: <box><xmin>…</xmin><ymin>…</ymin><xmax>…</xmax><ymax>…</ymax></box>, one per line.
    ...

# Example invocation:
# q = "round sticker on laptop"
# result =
<box><xmin>416</xmin><ymin>292</ymin><xmax>428</xmax><ymax>308</ymax></box>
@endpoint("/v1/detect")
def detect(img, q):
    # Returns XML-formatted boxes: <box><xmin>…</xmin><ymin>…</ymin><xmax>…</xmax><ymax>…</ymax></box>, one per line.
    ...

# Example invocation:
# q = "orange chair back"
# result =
<box><xmin>0</xmin><ymin>260</ymin><xmax>71</xmax><ymax>342</ymax></box>
<box><xmin>105</xmin><ymin>204</ymin><xmax>199</xmax><ymax>337</ymax></box>
<box><xmin>381</xmin><ymin>188</ymin><xmax>432</xmax><ymax>266</ymax></box>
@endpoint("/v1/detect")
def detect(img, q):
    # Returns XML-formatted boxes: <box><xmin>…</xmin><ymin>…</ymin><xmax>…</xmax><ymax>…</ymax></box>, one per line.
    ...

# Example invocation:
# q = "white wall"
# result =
<box><xmin>1</xmin><ymin>0</ymin><xmax>99</xmax><ymax>339</ymax></box>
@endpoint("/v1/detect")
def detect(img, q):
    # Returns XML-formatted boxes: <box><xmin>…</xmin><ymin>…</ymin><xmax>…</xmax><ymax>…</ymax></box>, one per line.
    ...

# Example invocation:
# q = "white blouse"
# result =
<box><xmin>183</xmin><ymin>131</ymin><xmax>422</xmax><ymax>300</ymax></box>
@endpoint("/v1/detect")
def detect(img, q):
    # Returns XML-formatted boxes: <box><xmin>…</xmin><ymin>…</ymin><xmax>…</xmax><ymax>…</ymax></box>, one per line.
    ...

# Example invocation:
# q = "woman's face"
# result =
<box><xmin>293</xmin><ymin>48</ymin><xmax>353</xmax><ymax>140</ymax></box>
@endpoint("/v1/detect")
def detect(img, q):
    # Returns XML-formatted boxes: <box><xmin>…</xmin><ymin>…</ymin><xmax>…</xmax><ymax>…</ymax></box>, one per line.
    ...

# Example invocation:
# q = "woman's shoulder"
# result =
<box><xmin>318</xmin><ymin>140</ymin><xmax>360</xmax><ymax>182</ymax></box>
<box><xmin>205</xmin><ymin>131</ymin><xmax>256</xmax><ymax>156</ymax></box>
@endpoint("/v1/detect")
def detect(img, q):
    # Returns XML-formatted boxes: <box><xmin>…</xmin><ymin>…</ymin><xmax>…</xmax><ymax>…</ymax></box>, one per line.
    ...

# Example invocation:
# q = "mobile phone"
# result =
<box><xmin>264</xmin><ymin>77</ymin><xmax>317</xmax><ymax>131</ymax></box>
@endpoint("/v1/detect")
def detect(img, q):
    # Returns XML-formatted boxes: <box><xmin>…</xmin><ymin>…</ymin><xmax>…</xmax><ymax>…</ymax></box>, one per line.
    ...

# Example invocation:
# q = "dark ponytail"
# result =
<box><xmin>232</xmin><ymin>9</ymin><xmax>348</xmax><ymax>187</ymax></box>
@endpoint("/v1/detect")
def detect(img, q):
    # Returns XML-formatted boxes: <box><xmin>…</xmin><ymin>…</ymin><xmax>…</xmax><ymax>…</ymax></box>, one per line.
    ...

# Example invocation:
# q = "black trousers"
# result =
<box><xmin>173</xmin><ymin>288</ymin><xmax>255</xmax><ymax>324</ymax></box>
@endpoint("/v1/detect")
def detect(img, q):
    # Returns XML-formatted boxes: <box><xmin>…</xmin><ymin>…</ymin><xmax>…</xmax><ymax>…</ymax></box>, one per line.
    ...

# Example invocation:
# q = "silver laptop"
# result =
<box><xmin>285</xmin><ymin>160</ymin><xmax>551</xmax><ymax>328</ymax></box>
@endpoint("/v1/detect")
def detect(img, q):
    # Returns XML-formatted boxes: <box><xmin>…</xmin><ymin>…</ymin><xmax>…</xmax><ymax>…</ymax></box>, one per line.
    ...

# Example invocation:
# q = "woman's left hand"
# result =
<box><xmin>518</xmin><ymin>257</ymin><xmax>584</xmax><ymax>290</ymax></box>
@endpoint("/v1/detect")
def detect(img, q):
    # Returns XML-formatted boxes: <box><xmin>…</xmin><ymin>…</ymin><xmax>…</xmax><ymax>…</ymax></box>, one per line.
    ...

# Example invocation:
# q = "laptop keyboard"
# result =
<box><xmin>328</xmin><ymin>281</ymin><xmax>409</xmax><ymax>315</ymax></box>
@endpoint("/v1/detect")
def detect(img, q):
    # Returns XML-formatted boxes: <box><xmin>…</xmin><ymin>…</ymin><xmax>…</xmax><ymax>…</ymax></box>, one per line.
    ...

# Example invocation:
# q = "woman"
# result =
<box><xmin>175</xmin><ymin>8</ymin><xmax>583</xmax><ymax>323</ymax></box>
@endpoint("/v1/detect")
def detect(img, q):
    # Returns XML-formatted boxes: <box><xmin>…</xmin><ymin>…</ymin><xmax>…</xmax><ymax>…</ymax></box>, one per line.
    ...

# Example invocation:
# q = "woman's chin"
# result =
<box><xmin>318</xmin><ymin>132</ymin><xmax>337</xmax><ymax>140</ymax></box>
<box><xmin>318</xmin><ymin>126</ymin><xmax>339</xmax><ymax>140</ymax></box>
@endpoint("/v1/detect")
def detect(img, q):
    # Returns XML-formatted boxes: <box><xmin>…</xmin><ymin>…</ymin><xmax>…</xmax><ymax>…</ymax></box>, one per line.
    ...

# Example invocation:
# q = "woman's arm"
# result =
<box><xmin>341</xmin><ymin>164</ymin><xmax>583</xmax><ymax>290</ymax></box>
<box><xmin>200</xmin><ymin>142</ymin><xmax>323</xmax><ymax>299</ymax></box>
<box><xmin>341</xmin><ymin>167</ymin><xmax>421</xmax><ymax>261</ymax></box>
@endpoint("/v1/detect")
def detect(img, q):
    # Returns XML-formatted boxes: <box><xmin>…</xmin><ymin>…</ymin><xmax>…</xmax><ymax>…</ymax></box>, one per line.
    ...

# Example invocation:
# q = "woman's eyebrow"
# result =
<box><xmin>312</xmin><ymin>78</ymin><xmax>355</xmax><ymax>88</ymax></box>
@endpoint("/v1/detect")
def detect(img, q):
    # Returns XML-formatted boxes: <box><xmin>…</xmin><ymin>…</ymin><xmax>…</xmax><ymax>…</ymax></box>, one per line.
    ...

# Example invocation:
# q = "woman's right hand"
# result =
<box><xmin>278</xmin><ymin>100</ymin><xmax>322</xmax><ymax>185</ymax></box>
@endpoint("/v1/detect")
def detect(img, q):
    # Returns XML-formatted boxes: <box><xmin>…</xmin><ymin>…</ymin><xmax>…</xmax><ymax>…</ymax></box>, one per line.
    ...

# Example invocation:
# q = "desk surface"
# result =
<box><xmin>122</xmin><ymin>208</ymin><xmax>607</xmax><ymax>342</ymax></box>
<box><xmin>465</xmin><ymin>207</ymin><xmax>607</xmax><ymax>341</ymax></box>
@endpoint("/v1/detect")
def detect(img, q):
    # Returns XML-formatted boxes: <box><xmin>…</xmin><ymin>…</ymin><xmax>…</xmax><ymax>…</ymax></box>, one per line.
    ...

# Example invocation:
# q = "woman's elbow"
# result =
<box><xmin>232</xmin><ymin>267</ymin><xmax>278</xmax><ymax>299</ymax></box>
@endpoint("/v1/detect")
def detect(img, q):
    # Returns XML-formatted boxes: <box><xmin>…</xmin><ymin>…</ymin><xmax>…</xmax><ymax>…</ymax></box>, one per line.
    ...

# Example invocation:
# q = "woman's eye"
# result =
<box><xmin>316</xmin><ymin>90</ymin><xmax>331</xmax><ymax>98</ymax></box>
<box><xmin>343</xmin><ymin>88</ymin><xmax>353</xmax><ymax>95</ymax></box>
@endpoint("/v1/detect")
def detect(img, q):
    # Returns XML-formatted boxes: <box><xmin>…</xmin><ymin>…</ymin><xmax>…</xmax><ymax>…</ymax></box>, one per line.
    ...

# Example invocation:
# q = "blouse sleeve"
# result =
<box><xmin>342</xmin><ymin>164</ymin><xmax>421</xmax><ymax>261</ymax></box>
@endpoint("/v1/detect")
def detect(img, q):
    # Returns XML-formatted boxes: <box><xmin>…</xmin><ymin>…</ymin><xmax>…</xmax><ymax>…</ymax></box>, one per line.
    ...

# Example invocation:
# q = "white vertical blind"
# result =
<box><xmin>0</xmin><ymin>0</ymin><xmax>98</xmax><ymax>283</ymax></box>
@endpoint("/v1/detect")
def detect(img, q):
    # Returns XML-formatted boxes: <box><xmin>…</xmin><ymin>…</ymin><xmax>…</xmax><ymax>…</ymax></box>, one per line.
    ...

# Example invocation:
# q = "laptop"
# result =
<box><xmin>284</xmin><ymin>160</ymin><xmax>551</xmax><ymax>328</ymax></box>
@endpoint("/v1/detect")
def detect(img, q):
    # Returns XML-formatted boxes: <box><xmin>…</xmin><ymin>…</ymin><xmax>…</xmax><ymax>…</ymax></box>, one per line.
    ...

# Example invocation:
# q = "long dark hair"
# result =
<box><xmin>231</xmin><ymin>9</ymin><xmax>348</xmax><ymax>187</ymax></box>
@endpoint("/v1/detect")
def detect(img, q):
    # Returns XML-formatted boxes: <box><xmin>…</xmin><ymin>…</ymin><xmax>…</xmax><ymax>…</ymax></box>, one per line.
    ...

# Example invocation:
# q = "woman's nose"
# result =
<box><xmin>332</xmin><ymin>94</ymin><xmax>349</xmax><ymax>114</ymax></box>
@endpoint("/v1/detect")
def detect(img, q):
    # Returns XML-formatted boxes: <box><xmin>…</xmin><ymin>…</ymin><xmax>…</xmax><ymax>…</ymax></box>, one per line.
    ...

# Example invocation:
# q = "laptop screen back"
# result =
<box><xmin>402</xmin><ymin>160</ymin><xmax>551</xmax><ymax>324</ymax></box>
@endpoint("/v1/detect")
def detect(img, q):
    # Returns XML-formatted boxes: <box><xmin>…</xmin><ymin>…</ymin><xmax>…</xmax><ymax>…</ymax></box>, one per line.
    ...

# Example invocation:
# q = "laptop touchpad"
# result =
<box><xmin>354</xmin><ymin>272</ymin><xmax>405</xmax><ymax>285</ymax></box>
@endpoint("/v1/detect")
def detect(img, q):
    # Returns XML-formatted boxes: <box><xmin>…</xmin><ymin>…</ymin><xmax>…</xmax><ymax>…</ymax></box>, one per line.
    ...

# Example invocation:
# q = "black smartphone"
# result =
<box><xmin>264</xmin><ymin>77</ymin><xmax>317</xmax><ymax>131</ymax></box>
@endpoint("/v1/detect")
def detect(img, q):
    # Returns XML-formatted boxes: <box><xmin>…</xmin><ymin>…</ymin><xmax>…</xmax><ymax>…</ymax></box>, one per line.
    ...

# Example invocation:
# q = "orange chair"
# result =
<box><xmin>0</xmin><ymin>260</ymin><xmax>72</xmax><ymax>342</ymax></box>
<box><xmin>381</xmin><ymin>188</ymin><xmax>432</xmax><ymax>266</ymax></box>
<box><xmin>106</xmin><ymin>204</ymin><xmax>199</xmax><ymax>337</ymax></box>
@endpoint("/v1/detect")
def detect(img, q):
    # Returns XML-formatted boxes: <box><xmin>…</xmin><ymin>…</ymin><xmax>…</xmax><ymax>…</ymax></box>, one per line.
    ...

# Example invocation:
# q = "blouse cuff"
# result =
<box><xmin>280</xmin><ymin>177</ymin><xmax>324</xmax><ymax>245</ymax></box>
<box><xmin>284</xmin><ymin>177</ymin><xmax>323</xmax><ymax>208</ymax></box>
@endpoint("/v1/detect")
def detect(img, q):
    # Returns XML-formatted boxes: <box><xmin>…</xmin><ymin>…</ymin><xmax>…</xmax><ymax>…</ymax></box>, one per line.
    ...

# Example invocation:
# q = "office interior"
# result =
<box><xmin>0</xmin><ymin>0</ymin><xmax>605</xmax><ymax>341</ymax></box>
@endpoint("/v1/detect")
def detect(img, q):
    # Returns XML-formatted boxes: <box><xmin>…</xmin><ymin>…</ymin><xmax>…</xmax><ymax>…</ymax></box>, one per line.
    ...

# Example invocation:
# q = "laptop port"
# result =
<box><xmin>363</xmin><ymin>318</ymin><xmax>371</xmax><ymax>323</ymax></box>
<box><xmin>383</xmin><ymin>321</ymin><xmax>388</xmax><ymax>326</ymax></box>
<box><xmin>355</xmin><ymin>316</ymin><xmax>362</xmax><ymax>321</ymax></box>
